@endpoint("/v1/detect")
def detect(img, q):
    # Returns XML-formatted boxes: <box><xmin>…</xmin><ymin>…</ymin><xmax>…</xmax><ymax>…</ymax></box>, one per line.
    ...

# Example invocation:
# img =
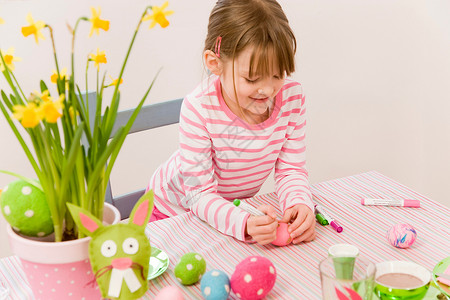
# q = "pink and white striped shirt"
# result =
<box><xmin>149</xmin><ymin>76</ymin><xmax>312</xmax><ymax>241</ymax></box>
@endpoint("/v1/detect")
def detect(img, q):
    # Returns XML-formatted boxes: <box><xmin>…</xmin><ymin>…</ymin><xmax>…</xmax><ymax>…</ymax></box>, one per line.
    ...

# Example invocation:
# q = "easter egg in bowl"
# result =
<box><xmin>374</xmin><ymin>261</ymin><xmax>431</xmax><ymax>300</ymax></box>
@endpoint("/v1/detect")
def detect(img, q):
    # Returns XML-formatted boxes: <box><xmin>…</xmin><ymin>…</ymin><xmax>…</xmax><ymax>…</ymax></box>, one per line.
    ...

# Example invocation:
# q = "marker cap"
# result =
<box><xmin>330</xmin><ymin>221</ymin><xmax>343</xmax><ymax>233</ymax></box>
<box><xmin>404</xmin><ymin>199</ymin><xmax>421</xmax><ymax>208</ymax></box>
<box><xmin>315</xmin><ymin>213</ymin><xmax>329</xmax><ymax>226</ymax></box>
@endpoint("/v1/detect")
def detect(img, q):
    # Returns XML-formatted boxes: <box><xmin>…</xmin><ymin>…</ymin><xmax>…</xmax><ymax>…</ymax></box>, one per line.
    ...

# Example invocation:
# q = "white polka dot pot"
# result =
<box><xmin>6</xmin><ymin>203</ymin><xmax>120</xmax><ymax>300</ymax></box>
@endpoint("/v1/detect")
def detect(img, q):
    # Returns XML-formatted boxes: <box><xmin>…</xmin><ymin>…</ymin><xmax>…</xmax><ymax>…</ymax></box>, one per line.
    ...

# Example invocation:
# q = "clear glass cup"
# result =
<box><xmin>320</xmin><ymin>256</ymin><xmax>376</xmax><ymax>300</ymax></box>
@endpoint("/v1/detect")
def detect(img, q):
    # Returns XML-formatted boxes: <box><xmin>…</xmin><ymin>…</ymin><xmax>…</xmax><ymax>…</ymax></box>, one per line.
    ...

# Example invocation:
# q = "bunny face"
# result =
<box><xmin>93</xmin><ymin>224</ymin><xmax>150</xmax><ymax>269</ymax></box>
<box><xmin>68</xmin><ymin>190</ymin><xmax>154</xmax><ymax>300</ymax></box>
<box><xmin>89</xmin><ymin>223</ymin><xmax>151</xmax><ymax>299</ymax></box>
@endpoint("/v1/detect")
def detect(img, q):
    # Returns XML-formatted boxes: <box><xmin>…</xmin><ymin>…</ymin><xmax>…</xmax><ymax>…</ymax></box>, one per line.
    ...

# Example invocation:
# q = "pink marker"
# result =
<box><xmin>361</xmin><ymin>198</ymin><xmax>420</xmax><ymax>208</ymax></box>
<box><xmin>314</xmin><ymin>204</ymin><xmax>343</xmax><ymax>233</ymax></box>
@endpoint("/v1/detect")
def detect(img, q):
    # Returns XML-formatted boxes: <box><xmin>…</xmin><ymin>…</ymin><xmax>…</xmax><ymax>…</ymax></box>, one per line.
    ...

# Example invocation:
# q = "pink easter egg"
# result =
<box><xmin>386</xmin><ymin>223</ymin><xmax>417</xmax><ymax>249</ymax></box>
<box><xmin>271</xmin><ymin>222</ymin><xmax>292</xmax><ymax>246</ymax></box>
<box><xmin>230</xmin><ymin>256</ymin><xmax>276</xmax><ymax>300</ymax></box>
<box><xmin>154</xmin><ymin>285</ymin><xmax>185</xmax><ymax>300</ymax></box>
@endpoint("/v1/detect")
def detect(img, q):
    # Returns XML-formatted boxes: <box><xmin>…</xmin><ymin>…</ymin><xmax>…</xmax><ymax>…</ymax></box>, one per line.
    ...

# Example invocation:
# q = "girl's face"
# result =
<box><xmin>220</xmin><ymin>46</ymin><xmax>285</xmax><ymax>121</ymax></box>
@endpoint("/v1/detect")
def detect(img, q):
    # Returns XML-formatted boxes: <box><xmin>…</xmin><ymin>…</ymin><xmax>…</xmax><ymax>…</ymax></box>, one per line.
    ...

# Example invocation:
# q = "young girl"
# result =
<box><xmin>148</xmin><ymin>0</ymin><xmax>316</xmax><ymax>245</ymax></box>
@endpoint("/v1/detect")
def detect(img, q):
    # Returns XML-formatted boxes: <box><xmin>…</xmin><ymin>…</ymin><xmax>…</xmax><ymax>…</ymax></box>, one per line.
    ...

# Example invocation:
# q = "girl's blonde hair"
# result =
<box><xmin>204</xmin><ymin>0</ymin><xmax>297</xmax><ymax>78</ymax></box>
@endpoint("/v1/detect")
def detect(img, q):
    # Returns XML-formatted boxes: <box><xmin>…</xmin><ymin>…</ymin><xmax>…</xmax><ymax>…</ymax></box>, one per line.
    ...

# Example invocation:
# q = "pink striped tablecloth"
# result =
<box><xmin>1</xmin><ymin>171</ymin><xmax>449</xmax><ymax>299</ymax></box>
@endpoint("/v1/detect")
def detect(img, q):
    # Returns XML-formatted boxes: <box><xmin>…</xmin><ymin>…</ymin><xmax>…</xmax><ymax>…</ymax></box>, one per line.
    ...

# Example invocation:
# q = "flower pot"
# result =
<box><xmin>7</xmin><ymin>203</ymin><xmax>120</xmax><ymax>300</ymax></box>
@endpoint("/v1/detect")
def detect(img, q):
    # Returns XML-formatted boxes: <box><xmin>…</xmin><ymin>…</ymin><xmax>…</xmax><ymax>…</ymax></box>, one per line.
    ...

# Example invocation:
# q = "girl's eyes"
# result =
<box><xmin>245</xmin><ymin>78</ymin><xmax>258</xmax><ymax>84</ymax></box>
<box><xmin>244</xmin><ymin>75</ymin><xmax>283</xmax><ymax>83</ymax></box>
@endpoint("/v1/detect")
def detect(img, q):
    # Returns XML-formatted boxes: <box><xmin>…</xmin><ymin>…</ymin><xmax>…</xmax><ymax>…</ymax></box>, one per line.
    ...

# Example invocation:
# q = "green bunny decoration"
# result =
<box><xmin>68</xmin><ymin>190</ymin><xmax>154</xmax><ymax>300</ymax></box>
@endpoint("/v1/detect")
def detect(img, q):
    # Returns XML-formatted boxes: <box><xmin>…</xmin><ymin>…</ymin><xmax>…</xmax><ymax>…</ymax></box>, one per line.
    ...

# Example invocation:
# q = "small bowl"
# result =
<box><xmin>374</xmin><ymin>261</ymin><xmax>431</xmax><ymax>300</ymax></box>
<box><xmin>432</xmin><ymin>256</ymin><xmax>450</xmax><ymax>298</ymax></box>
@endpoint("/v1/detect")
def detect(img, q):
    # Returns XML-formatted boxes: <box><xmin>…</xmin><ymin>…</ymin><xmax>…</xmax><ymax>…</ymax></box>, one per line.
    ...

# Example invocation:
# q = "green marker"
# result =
<box><xmin>233</xmin><ymin>199</ymin><xmax>265</xmax><ymax>216</ymax></box>
<box><xmin>316</xmin><ymin>213</ymin><xmax>329</xmax><ymax>226</ymax></box>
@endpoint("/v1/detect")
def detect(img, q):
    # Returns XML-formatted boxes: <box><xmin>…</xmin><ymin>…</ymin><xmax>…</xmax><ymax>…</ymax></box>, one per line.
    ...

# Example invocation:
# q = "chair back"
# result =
<box><xmin>83</xmin><ymin>91</ymin><xmax>183</xmax><ymax>218</ymax></box>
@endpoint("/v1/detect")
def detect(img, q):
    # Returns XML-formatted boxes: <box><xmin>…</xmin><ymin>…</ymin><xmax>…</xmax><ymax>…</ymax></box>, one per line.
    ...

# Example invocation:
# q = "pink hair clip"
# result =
<box><xmin>214</xmin><ymin>36</ymin><xmax>222</xmax><ymax>58</ymax></box>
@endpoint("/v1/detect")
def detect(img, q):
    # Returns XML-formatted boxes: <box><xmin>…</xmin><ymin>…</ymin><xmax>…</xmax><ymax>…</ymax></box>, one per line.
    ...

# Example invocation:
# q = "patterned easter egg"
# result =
<box><xmin>0</xmin><ymin>180</ymin><xmax>53</xmax><ymax>237</ymax></box>
<box><xmin>230</xmin><ymin>256</ymin><xmax>276</xmax><ymax>300</ymax></box>
<box><xmin>271</xmin><ymin>222</ymin><xmax>292</xmax><ymax>246</ymax></box>
<box><xmin>386</xmin><ymin>223</ymin><xmax>417</xmax><ymax>248</ymax></box>
<box><xmin>200</xmin><ymin>269</ymin><xmax>230</xmax><ymax>300</ymax></box>
<box><xmin>174</xmin><ymin>252</ymin><xmax>207</xmax><ymax>285</ymax></box>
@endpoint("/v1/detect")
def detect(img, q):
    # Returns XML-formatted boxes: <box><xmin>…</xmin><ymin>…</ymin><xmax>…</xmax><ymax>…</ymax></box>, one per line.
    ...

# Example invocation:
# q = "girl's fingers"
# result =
<box><xmin>292</xmin><ymin>226</ymin><xmax>316</xmax><ymax>244</ymax></box>
<box><xmin>280</xmin><ymin>208</ymin><xmax>294</xmax><ymax>223</ymax></box>
<box><xmin>254</xmin><ymin>231</ymin><xmax>278</xmax><ymax>245</ymax></box>
<box><xmin>289</xmin><ymin>212</ymin><xmax>314</xmax><ymax>237</ymax></box>
<box><xmin>258</xmin><ymin>204</ymin><xmax>277</xmax><ymax>219</ymax></box>
<box><xmin>247</xmin><ymin>217</ymin><xmax>278</xmax><ymax>236</ymax></box>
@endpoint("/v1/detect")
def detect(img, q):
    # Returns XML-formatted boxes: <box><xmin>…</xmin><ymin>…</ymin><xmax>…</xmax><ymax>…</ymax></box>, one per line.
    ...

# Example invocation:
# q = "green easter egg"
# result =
<box><xmin>174</xmin><ymin>252</ymin><xmax>206</xmax><ymax>285</ymax></box>
<box><xmin>0</xmin><ymin>180</ymin><xmax>54</xmax><ymax>237</ymax></box>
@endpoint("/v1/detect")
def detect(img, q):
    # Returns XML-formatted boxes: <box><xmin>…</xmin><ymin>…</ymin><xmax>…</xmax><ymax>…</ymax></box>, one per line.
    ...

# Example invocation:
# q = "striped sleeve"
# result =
<box><xmin>274</xmin><ymin>84</ymin><xmax>313</xmax><ymax>212</ymax></box>
<box><xmin>179</xmin><ymin>96</ymin><xmax>251</xmax><ymax>241</ymax></box>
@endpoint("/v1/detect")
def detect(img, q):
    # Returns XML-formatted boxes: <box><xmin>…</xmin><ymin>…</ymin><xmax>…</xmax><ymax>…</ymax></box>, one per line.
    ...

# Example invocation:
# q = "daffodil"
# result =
<box><xmin>0</xmin><ymin>16</ymin><xmax>4</xmax><ymax>24</ymax></box>
<box><xmin>142</xmin><ymin>1</ymin><xmax>173</xmax><ymax>29</ymax></box>
<box><xmin>90</xmin><ymin>48</ymin><xmax>107</xmax><ymax>70</ymax></box>
<box><xmin>89</xmin><ymin>7</ymin><xmax>110</xmax><ymax>37</ymax></box>
<box><xmin>0</xmin><ymin>48</ymin><xmax>22</xmax><ymax>72</ymax></box>
<box><xmin>51</xmin><ymin>67</ymin><xmax>67</xmax><ymax>84</ymax></box>
<box><xmin>12</xmin><ymin>102</ymin><xmax>43</xmax><ymax>128</ymax></box>
<box><xmin>21</xmin><ymin>13</ymin><xmax>46</xmax><ymax>44</ymax></box>
<box><xmin>68</xmin><ymin>106</ymin><xmax>77</xmax><ymax>120</ymax></box>
<box><xmin>31</xmin><ymin>90</ymin><xmax>52</xmax><ymax>102</ymax></box>
<box><xmin>108</xmin><ymin>75</ymin><xmax>123</xmax><ymax>87</ymax></box>
<box><xmin>41</xmin><ymin>94</ymin><xmax>64</xmax><ymax>123</ymax></box>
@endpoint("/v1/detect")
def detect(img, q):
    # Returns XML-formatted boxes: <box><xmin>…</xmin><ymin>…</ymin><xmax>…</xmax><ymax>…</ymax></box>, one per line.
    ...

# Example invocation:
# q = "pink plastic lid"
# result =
<box><xmin>404</xmin><ymin>199</ymin><xmax>421</xmax><ymax>208</ymax></box>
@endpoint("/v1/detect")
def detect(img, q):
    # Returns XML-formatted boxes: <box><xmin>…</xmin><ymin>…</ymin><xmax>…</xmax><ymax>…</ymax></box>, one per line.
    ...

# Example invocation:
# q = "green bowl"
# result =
<box><xmin>374</xmin><ymin>261</ymin><xmax>431</xmax><ymax>300</ymax></box>
<box><xmin>432</xmin><ymin>256</ymin><xmax>450</xmax><ymax>298</ymax></box>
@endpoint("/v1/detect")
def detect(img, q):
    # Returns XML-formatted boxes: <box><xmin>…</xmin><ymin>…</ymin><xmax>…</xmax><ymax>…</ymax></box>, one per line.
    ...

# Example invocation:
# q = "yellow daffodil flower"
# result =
<box><xmin>12</xmin><ymin>102</ymin><xmax>43</xmax><ymax>128</ymax></box>
<box><xmin>142</xmin><ymin>1</ymin><xmax>173</xmax><ymax>29</ymax></box>
<box><xmin>0</xmin><ymin>48</ymin><xmax>22</xmax><ymax>72</ymax></box>
<box><xmin>31</xmin><ymin>90</ymin><xmax>52</xmax><ymax>102</ymax></box>
<box><xmin>89</xmin><ymin>7</ymin><xmax>110</xmax><ymax>37</ymax></box>
<box><xmin>69</xmin><ymin>106</ymin><xmax>77</xmax><ymax>120</ymax></box>
<box><xmin>108</xmin><ymin>75</ymin><xmax>123</xmax><ymax>87</ymax></box>
<box><xmin>0</xmin><ymin>16</ymin><xmax>4</xmax><ymax>24</ymax></box>
<box><xmin>51</xmin><ymin>67</ymin><xmax>67</xmax><ymax>83</ymax></box>
<box><xmin>21</xmin><ymin>13</ymin><xmax>46</xmax><ymax>44</ymax></box>
<box><xmin>41</xmin><ymin>94</ymin><xmax>64</xmax><ymax>123</ymax></box>
<box><xmin>90</xmin><ymin>48</ymin><xmax>107</xmax><ymax>70</ymax></box>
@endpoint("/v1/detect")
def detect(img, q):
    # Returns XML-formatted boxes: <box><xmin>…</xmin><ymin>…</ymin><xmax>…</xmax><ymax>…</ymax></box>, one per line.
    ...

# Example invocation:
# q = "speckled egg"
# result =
<box><xmin>200</xmin><ymin>269</ymin><xmax>230</xmax><ymax>300</ymax></box>
<box><xmin>386</xmin><ymin>223</ymin><xmax>417</xmax><ymax>248</ymax></box>
<box><xmin>230</xmin><ymin>256</ymin><xmax>276</xmax><ymax>300</ymax></box>
<box><xmin>0</xmin><ymin>180</ymin><xmax>53</xmax><ymax>237</ymax></box>
<box><xmin>174</xmin><ymin>252</ymin><xmax>207</xmax><ymax>285</ymax></box>
<box><xmin>154</xmin><ymin>285</ymin><xmax>185</xmax><ymax>300</ymax></box>
<box><xmin>271</xmin><ymin>222</ymin><xmax>292</xmax><ymax>246</ymax></box>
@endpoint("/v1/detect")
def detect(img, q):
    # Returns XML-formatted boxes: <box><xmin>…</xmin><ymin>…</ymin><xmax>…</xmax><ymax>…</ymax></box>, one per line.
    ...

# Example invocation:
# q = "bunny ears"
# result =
<box><xmin>68</xmin><ymin>190</ymin><xmax>154</xmax><ymax>237</ymax></box>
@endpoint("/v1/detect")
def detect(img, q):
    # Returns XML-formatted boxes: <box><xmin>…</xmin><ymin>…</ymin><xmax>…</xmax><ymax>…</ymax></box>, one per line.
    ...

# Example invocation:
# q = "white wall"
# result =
<box><xmin>1</xmin><ymin>0</ymin><xmax>449</xmax><ymax>258</ymax></box>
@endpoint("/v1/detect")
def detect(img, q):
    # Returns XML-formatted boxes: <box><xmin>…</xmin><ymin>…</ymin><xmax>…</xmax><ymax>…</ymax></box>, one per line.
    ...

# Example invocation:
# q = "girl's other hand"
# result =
<box><xmin>245</xmin><ymin>204</ymin><xmax>278</xmax><ymax>245</ymax></box>
<box><xmin>281</xmin><ymin>204</ymin><xmax>316</xmax><ymax>244</ymax></box>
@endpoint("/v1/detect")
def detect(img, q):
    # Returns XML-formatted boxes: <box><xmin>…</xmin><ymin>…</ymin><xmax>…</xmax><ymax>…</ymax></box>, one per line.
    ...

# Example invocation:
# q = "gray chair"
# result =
<box><xmin>83</xmin><ymin>92</ymin><xmax>183</xmax><ymax>219</ymax></box>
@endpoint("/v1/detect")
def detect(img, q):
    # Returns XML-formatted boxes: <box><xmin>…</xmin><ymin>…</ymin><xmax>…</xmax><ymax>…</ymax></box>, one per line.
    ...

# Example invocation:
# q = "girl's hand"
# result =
<box><xmin>281</xmin><ymin>204</ymin><xmax>316</xmax><ymax>244</ymax></box>
<box><xmin>245</xmin><ymin>204</ymin><xmax>278</xmax><ymax>245</ymax></box>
